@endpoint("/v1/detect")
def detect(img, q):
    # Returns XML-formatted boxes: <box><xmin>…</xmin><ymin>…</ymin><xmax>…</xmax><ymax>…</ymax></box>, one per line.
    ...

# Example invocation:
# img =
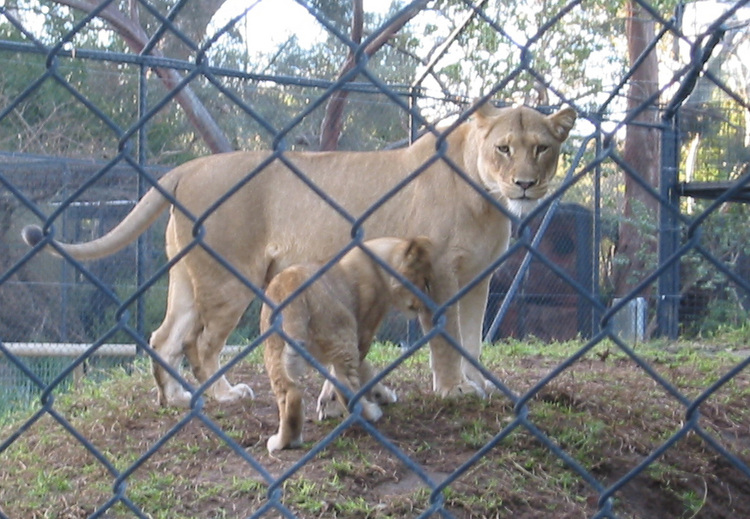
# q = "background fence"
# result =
<box><xmin>1</xmin><ymin>0</ymin><xmax>750</xmax><ymax>517</ymax></box>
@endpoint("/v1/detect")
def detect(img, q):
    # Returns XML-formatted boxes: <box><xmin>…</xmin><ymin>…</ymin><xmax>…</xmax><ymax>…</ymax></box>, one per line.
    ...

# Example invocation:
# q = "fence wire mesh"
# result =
<box><xmin>1</xmin><ymin>0</ymin><xmax>750</xmax><ymax>517</ymax></box>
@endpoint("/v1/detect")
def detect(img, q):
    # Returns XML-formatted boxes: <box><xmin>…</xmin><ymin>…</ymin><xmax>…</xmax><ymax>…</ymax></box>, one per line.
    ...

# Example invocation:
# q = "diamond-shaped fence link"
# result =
<box><xmin>1</xmin><ymin>0</ymin><xmax>750</xmax><ymax>517</ymax></box>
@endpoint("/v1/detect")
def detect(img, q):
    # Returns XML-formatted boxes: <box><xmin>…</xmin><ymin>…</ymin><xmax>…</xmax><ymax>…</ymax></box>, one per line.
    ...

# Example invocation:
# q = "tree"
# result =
<box><xmin>416</xmin><ymin>0</ymin><xmax>626</xmax><ymax>110</ymax></box>
<box><xmin>612</xmin><ymin>0</ymin><xmax>661</xmax><ymax>297</ymax></box>
<box><xmin>318</xmin><ymin>0</ymin><xmax>429</xmax><ymax>150</ymax></box>
<box><xmin>51</xmin><ymin>0</ymin><xmax>233</xmax><ymax>153</ymax></box>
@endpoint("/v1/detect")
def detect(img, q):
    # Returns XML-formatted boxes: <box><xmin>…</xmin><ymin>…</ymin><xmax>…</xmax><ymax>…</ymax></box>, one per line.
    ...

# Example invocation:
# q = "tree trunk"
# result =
<box><xmin>613</xmin><ymin>1</ymin><xmax>661</xmax><ymax>297</ymax></box>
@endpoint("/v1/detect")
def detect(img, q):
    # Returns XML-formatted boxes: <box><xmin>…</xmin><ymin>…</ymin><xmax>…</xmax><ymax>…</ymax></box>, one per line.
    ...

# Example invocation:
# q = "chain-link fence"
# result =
<box><xmin>1</xmin><ymin>0</ymin><xmax>750</xmax><ymax>517</ymax></box>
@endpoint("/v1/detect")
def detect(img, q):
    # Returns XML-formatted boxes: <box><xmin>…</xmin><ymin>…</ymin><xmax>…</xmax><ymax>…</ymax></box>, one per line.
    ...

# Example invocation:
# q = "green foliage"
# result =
<box><xmin>425</xmin><ymin>0</ymin><xmax>626</xmax><ymax>107</ymax></box>
<box><xmin>678</xmin><ymin>97</ymin><xmax>750</xmax><ymax>337</ymax></box>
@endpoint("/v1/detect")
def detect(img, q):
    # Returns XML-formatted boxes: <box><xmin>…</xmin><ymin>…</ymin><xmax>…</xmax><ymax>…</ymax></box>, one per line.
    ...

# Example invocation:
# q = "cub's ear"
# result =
<box><xmin>403</xmin><ymin>236</ymin><xmax>433</xmax><ymax>268</ymax></box>
<box><xmin>403</xmin><ymin>236</ymin><xmax>433</xmax><ymax>293</ymax></box>
<box><xmin>547</xmin><ymin>105</ymin><xmax>577</xmax><ymax>141</ymax></box>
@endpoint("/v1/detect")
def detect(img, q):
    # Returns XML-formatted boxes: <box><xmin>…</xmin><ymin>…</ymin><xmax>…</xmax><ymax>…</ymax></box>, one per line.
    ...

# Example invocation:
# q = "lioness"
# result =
<box><xmin>22</xmin><ymin>101</ymin><xmax>576</xmax><ymax>408</ymax></box>
<box><xmin>262</xmin><ymin>236</ymin><xmax>432</xmax><ymax>452</ymax></box>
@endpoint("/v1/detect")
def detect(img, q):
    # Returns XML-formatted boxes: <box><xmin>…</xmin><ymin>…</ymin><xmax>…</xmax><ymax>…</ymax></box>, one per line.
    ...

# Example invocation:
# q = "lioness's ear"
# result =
<box><xmin>471</xmin><ymin>98</ymin><xmax>500</xmax><ymax>121</ymax></box>
<box><xmin>548</xmin><ymin>105</ymin><xmax>577</xmax><ymax>141</ymax></box>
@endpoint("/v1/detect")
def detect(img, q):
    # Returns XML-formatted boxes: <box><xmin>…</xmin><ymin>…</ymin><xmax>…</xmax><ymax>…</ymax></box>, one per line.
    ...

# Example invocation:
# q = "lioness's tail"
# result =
<box><xmin>22</xmin><ymin>168</ymin><xmax>184</xmax><ymax>261</ymax></box>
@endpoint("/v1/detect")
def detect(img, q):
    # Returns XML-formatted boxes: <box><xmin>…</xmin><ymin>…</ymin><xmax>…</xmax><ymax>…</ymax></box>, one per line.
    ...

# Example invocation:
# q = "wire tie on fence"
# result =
<box><xmin>112</xmin><ymin>478</ymin><xmax>127</xmax><ymax>500</ymax></box>
<box><xmin>268</xmin><ymin>486</ymin><xmax>283</xmax><ymax>504</ymax></box>
<box><xmin>189</xmin><ymin>392</ymin><xmax>205</xmax><ymax>412</ymax></box>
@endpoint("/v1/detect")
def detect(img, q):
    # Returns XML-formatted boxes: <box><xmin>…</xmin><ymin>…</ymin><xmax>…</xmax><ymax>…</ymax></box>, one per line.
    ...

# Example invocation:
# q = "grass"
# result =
<box><xmin>0</xmin><ymin>337</ymin><xmax>749</xmax><ymax>518</ymax></box>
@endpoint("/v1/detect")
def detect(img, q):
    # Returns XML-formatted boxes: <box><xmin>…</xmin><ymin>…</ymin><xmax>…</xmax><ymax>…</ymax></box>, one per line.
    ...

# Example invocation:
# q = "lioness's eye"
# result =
<box><xmin>536</xmin><ymin>144</ymin><xmax>549</xmax><ymax>155</ymax></box>
<box><xmin>496</xmin><ymin>145</ymin><xmax>510</xmax><ymax>155</ymax></box>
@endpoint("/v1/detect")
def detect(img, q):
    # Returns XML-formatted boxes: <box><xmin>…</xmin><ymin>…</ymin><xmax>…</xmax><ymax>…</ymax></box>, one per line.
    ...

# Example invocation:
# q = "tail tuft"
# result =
<box><xmin>21</xmin><ymin>225</ymin><xmax>45</xmax><ymax>247</ymax></box>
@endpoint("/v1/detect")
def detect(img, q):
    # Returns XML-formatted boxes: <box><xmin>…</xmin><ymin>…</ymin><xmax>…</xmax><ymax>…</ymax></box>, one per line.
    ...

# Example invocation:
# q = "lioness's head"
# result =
<box><xmin>470</xmin><ymin>102</ymin><xmax>577</xmax><ymax>217</ymax></box>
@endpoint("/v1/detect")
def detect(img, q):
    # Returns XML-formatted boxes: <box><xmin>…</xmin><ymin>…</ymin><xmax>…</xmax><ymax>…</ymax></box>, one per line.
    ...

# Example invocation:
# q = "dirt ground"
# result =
<box><xmin>1</xmin><ymin>344</ymin><xmax>749</xmax><ymax>518</ymax></box>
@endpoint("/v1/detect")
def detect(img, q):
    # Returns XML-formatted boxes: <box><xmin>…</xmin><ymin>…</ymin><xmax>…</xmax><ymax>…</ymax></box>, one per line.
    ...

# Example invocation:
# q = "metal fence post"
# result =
<box><xmin>657</xmin><ymin>116</ymin><xmax>681</xmax><ymax>339</ymax></box>
<box><xmin>136</xmin><ymin>64</ymin><xmax>149</xmax><ymax>340</ymax></box>
<box><xmin>657</xmin><ymin>13</ymin><xmax>725</xmax><ymax>339</ymax></box>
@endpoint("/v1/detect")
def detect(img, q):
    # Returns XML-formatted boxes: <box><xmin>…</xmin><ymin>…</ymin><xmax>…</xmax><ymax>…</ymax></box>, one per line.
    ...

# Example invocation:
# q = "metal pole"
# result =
<box><xmin>591</xmin><ymin>132</ymin><xmax>603</xmax><ymax>337</ymax></box>
<box><xmin>136</xmin><ymin>64</ymin><xmax>148</xmax><ymax>338</ymax></box>
<box><xmin>655</xmin><ymin>4</ymin><xmax>723</xmax><ymax>338</ymax></box>
<box><xmin>656</xmin><ymin>117</ymin><xmax>680</xmax><ymax>339</ymax></box>
<box><xmin>575</xmin><ymin>205</ymin><xmax>594</xmax><ymax>339</ymax></box>
<box><xmin>408</xmin><ymin>87</ymin><xmax>419</xmax><ymax>144</ymax></box>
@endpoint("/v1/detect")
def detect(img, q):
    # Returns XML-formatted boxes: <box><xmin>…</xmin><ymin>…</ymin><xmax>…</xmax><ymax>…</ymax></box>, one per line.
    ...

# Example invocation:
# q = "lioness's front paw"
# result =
<box><xmin>231</xmin><ymin>383</ymin><xmax>255</xmax><ymax>399</ymax></box>
<box><xmin>438</xmin><ymin>380</ymin><xmax>486</xmax><ymax>399</ymax></box>
<box><xmin>267</xmin><ymin>433</ymin><xmax>302</xmax><ymax>453</ymax></box>
<box><xmin>463</xmin><ymin>368</ymin><xmax>490</xmax><ymax>391</ymax></box>
<box><xmin>483</xmin><ymin>379</ymin><xmax>501</xmax><ymax>395</ymax></box>
<box><xmin>465</xmin><ymin>373</ymin><xmax>501</xmax><ymax>395</ymax></box>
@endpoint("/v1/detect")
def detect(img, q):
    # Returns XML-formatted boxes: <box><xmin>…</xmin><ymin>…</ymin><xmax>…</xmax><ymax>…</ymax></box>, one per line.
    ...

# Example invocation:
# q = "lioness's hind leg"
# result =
<box><xmin>192</xmin><ymin>285</ymin><xmax>254</xmax><ymax>402</ymax></box>
<box><xmin>150</xmin><ymin>261</ymin><xmax>198</xmax><ymax>407</ymax></box>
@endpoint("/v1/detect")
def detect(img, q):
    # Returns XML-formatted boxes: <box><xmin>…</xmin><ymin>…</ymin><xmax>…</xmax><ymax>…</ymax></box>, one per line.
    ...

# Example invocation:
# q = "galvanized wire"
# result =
<box><xmin>1</xmin><ymin>1</ymin><xmax>749</xmax><ymax>518</ymax></box>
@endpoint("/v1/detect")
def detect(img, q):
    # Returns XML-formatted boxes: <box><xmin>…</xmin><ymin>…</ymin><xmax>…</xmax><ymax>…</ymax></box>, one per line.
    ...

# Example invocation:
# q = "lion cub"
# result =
<box><xmin>261</xmin><ymin>237</ymin><xmax>433</xmax><ymax>453</ymax></box>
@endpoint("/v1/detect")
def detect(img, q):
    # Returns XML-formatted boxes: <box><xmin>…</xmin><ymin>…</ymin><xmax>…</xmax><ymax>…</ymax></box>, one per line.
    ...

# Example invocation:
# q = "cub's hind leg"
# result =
<box><xmin>317</xmin><ymin>359</ymin><xmax>396</xmax><ymax>420</ymax></box>
<box><xmin>359</xmin><ymin>359</ymin><xmax>398</xmax><ymax>406</ymax></box>
<box><xmin>329</xmin><ymin>353</ymin><xmax>383</xmax><ymax>423</ymax></box>
<box><xmin>263</xmin><ymin>333</ymin><xmax>307</xmax><ymax>452</ymax></box>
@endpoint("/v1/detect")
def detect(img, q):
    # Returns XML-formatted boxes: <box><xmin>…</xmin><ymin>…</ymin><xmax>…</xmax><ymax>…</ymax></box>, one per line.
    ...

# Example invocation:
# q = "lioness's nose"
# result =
<box><xmin>515</xmin><ymin>179</ymin><xmax>536</xmax><ymax>190</ymax></box>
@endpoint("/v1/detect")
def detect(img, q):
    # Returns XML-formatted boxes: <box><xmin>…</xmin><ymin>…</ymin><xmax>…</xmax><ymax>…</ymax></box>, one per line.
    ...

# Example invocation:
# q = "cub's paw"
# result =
<box><xmin>369</xmin><ymin>384</ymin><xmax>398</xmax><ymax>406</ymax></box>
<box><xmin>267</xmin><ymin>434</ymin><xmax>283</xmax><ymax>453</ymax></box>
<box><xmin>317</xmin><ymin>392</ymin><xmax>346</xmax><ymax>421</ymax></box>
<box><xmin>215</xmin><ymin>383</ymin><xmax>255</xmax><ymax>403</ymax></box>
<box><xmin>361</xmin><ymin>400</ymin><xmax>383</xmax><ymax>422</ymax></box>
<box><xmin>438</xmin><ymin>380</ymin><xmax>486</xmax><ymax>399</ymax></box>
<box><xmin>159</xmin><ymin>387</ymin><xmax>194</xmax><ymax>408</ymax></box>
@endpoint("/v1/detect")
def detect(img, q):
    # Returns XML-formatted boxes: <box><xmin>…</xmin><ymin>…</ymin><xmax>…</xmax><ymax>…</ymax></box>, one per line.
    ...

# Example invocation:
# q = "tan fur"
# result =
<box><xmin>261</xmin><ymin>237</ymin><xmax>432</xmax><ymax>452</ymax></box>
<box><xmin>22</xmin><ymin>102</ymin><xmax>576</xmax><ymax>407</ymax></box>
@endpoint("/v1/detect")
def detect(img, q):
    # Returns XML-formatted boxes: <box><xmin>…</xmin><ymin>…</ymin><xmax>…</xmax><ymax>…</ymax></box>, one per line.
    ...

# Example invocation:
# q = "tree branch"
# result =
<box><xmin>319</xmin><ymin>0</ymin><xmax>429</xmax><ymax>151</ymax></box>
<box><xmin>54</xmin><ymin>0</ymin><xmax>233</xmax><ymax>154</ymax></box>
